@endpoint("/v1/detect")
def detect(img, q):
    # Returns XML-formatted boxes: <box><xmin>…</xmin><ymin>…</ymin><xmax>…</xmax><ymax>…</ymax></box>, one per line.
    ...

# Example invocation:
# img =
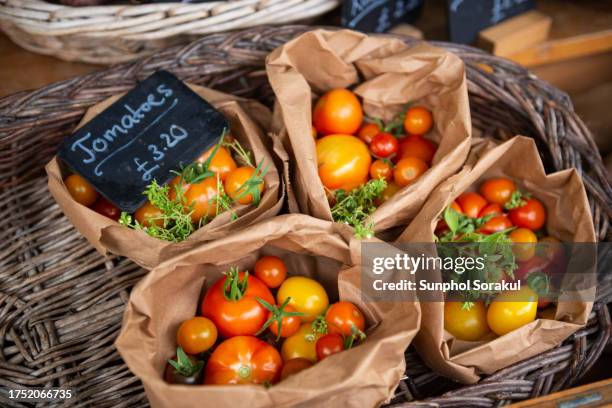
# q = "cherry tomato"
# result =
<box><xmin>168</xmin><ymin>175</ymin><xmax>191</xmax><ymax>201</ymax></box>
<box><xmin>450</xmin><ymin>200</ymin><xmax>463</xmax><ymax>214</ymax></box>
<box><xmin>479</xmin><ymin>215</ymin><xmax>513</xmax><ymax>234</ymax></box>
<box><xmin>281</xmin><ymin>323</ymin><xmax>323</xmax><ymax>363</ymax></box>
<box><xmin>92</xmin><ymin>197</ymin><xmax>120</xmax><ymax>221</ymax></box>
<box><xmin>277</xmin><ymin>276</ymin><xmax>329</xmax><ymax>322</ymax></box>
<box><xmin>456</xmin><ymin>192</ymin><xmax>488</xmax><ymax>218</ymax></box>
<box><xmin>444</xmin><ymin>301</ymin><xmax>490</xmax><ymax>341</ymax></box>
<box><xmin>184</xmin><ymin>177</ymin><xmax>219</xmax><ymax>223</ymax></box>
<box><xmin>316</xmin><ymin>135</ymin><xmax>371</xmax><ymax>192</ymax></box>
<box><xmin>403</xmin><ymin>107</ymin><xmax>433</xmax><ymax>135</ymax></box>
<box><xmin>176</xmin><ymin>317</ymin><xmax>218</xmax><ymax>355</ymax></box>
<box><xmin>280</xmin><ymin>358</ymin><xmax>313</xmax><ymax>380</ymax></box>
<box><xmin>313</xmin><ymin>89</ymin><xmax>363</xmax><ymax>135</ymax></box>
<box><xmin>134</xmin><ymin>201</ymin><xmax>164</xmax><ymax>227</ymax></box>
<box><xmin>487</xmin><ymin>287</ymin><xmax>538</xmax><ymax>336</ymax></box>
<box><xmin>509</xmin><ymin>198</ymin><xmax>546</xmax><ymax>231</ymax></box>
<box><xmin>197</xmin><ymin>146</ymin><xmax>237</xmax><ymax>181</ymax></box>
<box><xmin>225</xmin><ymin>166</ymin><xmax>265</xmax><ymax>205</ymax></box>
<box><xmin>316</xmin><ymin>333</ymin><xmax>344</xmax><ymax>361</ymax></box>
<box><xmin>205</xmin><ymin>336</ymin><xmax>282</xmax><ymax>385</ymax></box>
<box><xmin>375</xmin><ymin>181</ymin><xmax>401</xmax><ymax>205</ymax></box>
<box><xmin>479</xmin><ymin>178</ymin><xmax>516</xmax><ymax>206</ymax></box>
<box><xmin>267</xmin><ymin>304</ymin><xmax>302</xmax><ymax>339</ymax></box>
<box><xmin>394</xmin><ymin>157</ymin><xmax>429</xmax><ymax>187</ymax></box>
<box><xmin>201</xmin><ymin>270</ymin><xmax>274</xmax><ymax>338</ymax></box>
<box><xmin>369</xmin><ymin>159</ymin><xmax>393</xmax><ymax>181</ymax></box>
<box><xmin>398</xmin><ymin>135</ymin><xmax>437</xmax><ymax>164</ymax></box>
<box><xmin>254</xmin><ymin>255</ymin><xmax>287</xmax><ymax>288</ymax></box>
<box><xmin>509</xmin><ymin>227</ymin><xmax>538</xmax><ymax>261</ymax></box>
<box><xmin>370</xmin><ymin>132</ymin><xmax>399</xmax><ymax>158</ymax></box>
<box><xmin>357</xmin><ymin>122</ymin><xmax>381</xmax><ymax>144</ymax></box>
<box><xmin>165</xmin><ymin>351</ymin><xmax>203</xmax><ymax>385</ymax></box>
<box><xmin>325</xmin><ymin>301</ymin><xmax>365</xmax><ymax>337</ymax></box>
<box><xmin>65</xmin><ymin>174</ymin><xmax>98</xmax><ymax>206</ymax></box>
<box><xmin>479</xmin><ymin>203</ymin><xmax>502</xmax><ymax>217</ymax></box>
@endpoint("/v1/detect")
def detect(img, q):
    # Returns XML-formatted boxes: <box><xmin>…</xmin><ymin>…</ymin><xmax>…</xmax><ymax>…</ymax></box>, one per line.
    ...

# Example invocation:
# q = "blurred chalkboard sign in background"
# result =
<box><xmin>341</xmin><ymin>0</ymin><xmax>424</xmax><ymax>33</ymax></box>
<box><xmin>447</xmin><ymin>0</ymin><xmax>536</xmax><ymax>44</ymax></box>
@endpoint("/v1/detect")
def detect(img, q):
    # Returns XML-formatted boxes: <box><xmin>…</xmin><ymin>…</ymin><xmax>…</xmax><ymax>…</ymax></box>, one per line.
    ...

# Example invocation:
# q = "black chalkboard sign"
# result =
<box><xmin>341</xmin><ymin>0</ymin><xmax>424</xmax><ymax>33</ymax></box>
<box><xmin>58</xmin><ymin>70</ymin><xmax>228</xmax><ymax>213</ymax></box>
<box><xmin>447</xmin><ymin>0</ymin><xmax>536</xmax><ymax>44</ymax></box>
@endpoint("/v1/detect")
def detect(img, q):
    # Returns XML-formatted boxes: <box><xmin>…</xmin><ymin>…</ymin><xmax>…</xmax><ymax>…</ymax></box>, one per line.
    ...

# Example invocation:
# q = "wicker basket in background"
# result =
<box><xmin>0</xmin><ymin>0</ymin><xmax>339</xmax><ymax>64</ymax></box>
<box><xmin>0</xmin><ymin>26</ymin><xmax>611</xmax><ymax>408</ymax></box>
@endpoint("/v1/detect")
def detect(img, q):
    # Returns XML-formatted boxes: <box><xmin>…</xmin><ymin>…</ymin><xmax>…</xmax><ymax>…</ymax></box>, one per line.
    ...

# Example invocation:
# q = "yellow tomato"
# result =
<box><xmin>487</xmin><ymin>287</ymin><xmax>538</xmax><ymax>336</ymax></box>
<box><xmin>509</xmin><ymin>228</ymin><xmax>538</xmax><ymax>261</ymax></box>
<box><xmin>281</xmin><ymin>323</ymin><xmax>323</xmax><ymax>363</ymax></box>
<box><xmin>277</xmin><ymin>276</ymin><xmax>329</xmax><ymax>322</ymax></box>
<box><xmin>444</xmin><ymin>301</ymin><xmax>490</xmax><ymax>341</ymax></box>
<box><xmin>316</xmin><ymin>135</ymin><xmax>371</xmax><ymax>192</ymax></box>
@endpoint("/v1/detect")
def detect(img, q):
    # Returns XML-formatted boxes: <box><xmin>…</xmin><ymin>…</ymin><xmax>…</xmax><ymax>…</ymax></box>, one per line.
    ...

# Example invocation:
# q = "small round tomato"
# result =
<box><xmin>375</xmin><ymin>181</ymin><xmax>401</xmax><ymax>206</ymax></box>
<box><xmin>317</xmin><ymin>135</ymin><xmax>371</xmax><ymax>192</ymax></box>
<box><xmin>394</xmin><ymin>157</ymin><xmax>428</xmax><ymax>187</ymax></box>
<box><xmin>201</xmin><ymin>270</ymin><xmax>274</xmax><ymax>338</ymax></box>
<box><xmin>165</xmin><ymin>351</ymin><xmax>203</xmax><ymax>385</ymax></box>
<box><xmin>92</xmin><ymin>197</ymin><xmax>120</xmax><ymax>221</ymax></box>
<box><xmin>403</xmin><ymin>107</ymin><xmax>433</xmax><ymax>135</ymax></box>
<box><xmin>313</xmin><ymin>89</ymin><xmax>363</xmax><ymax>135</ymax></box>
<box><xmin>479</xmin><ymin>178</ymin><xmax>516</xmax><ymax>206</ymax></box>
<box><xmin>205</xmin><ymin>336</ymin><xmax>282</xmax><ymax>385</ymax></box>
<box><xmin>456</xmin><ymin>192</ymin><xmax>488</xmax><ymax>218</ymax></box>
<box><xmin>398</xmin><ymin>135</ymin><xmax>437</xmax><ymax>164</ymax></box>
<box><xmin>479</xmin><ymin>215</ymin><xmax>513</xmax><ymax>234</ymax></box>
<box><xmin>370</xmin><ymin>132</ymin><xmax>399</xmax><ymax>158</ymax></box>
<box><xmin>509</xmin><ymin>198</ymin><xmax>546</xmax><ymax>230</ymax></box>
<box><xmin>450</xmin><ymin>200</ymin><xmax>463</xmax><ymax>214</ymax></box>
<box><xmin>197</xmin><ymin>146</ymin><xmax>237</xmax><ymax>181</ymax></box>
<box><xmin>65</xmin><ymin>174</ymin><xmax>98</xmax><ymax>206</ymax></box>
<box><xmin>370</xmin><ymin>159</ymin><xmax>393</xmax><ymax>181</ymax></box>
<box><xmin>134</xmin><ymin>201</ymin><xmax>164</xmax><ymax>227</ymax></box>
<box><xmin>325</xmin><ymin>301</ymin><xmax>365</xmax><ymax>337</ymax></box>
<box><xmin>509</xmin><ymin>227</ymin><xmax>538</xmax><ymax>261</ymax></box>
<box><xmin>281</xmin><ymin>323</ymin><xmax>324</xmax><ymax>362</ymax></box>
<box><xmin>316</xmin><ymin>333</ymin><xmax>344</xmax><ymax>361</ymax></box>
<box><xmin>280</xmin><ymin>358</ymin><xmax>313</xmax><ymax>380</ymax></box>
<box><xmin>444</xmin><ymin>302</ymin><xmax>490</xmax><ymax>341</ymax></box>
<box><xmin>184</xmin><ymin>177</ymin><xmax>219</xmax><ymax>223</ymax></box>
<box><xmin>277</xmin><ymin>276</ymin><xmax>329</xmax><ymax>322</ymax></box>
<box><xmin>254</xmin><ymin>255</ymin><xmax>287</xmax><ymax>289</ymax></box>
<box><xmin>176</xmin><ymin>317</ymin><xmax>218</xmax><ymax>355</ymax></box>
<box><xmin>225</xmin><ymin>166</ymin><xmax>265</xmax><ymax>205</ymax></box>
<box><xmin>357</xmin><ymin>122</ymin><xmax>381</xmax><ymax>144</ymax></box>
<box><xmin>479</xmin><ymin>203</ymin><xmax>502</xmax><ymax>217</ymax></box>
<box><xmin>487</xmin><ymin>287</ymin><xmax>538</xmax><ymax>336</ymax></box>
<box><xmin>268</xmin><ymin>304</ymin><xmax>302</xmax><ymax>339</ymax></box>
<box><xmin>168</xmin><ymin>176</ymin><xmax>191</xmax><ymax>201</ymax></box>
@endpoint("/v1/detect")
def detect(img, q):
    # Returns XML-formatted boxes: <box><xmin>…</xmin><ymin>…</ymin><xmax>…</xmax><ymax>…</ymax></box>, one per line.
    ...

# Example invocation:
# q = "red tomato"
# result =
<box><xmin>201</xmin><ymin>270</ymin><xmax>274</xmax><ymax>338</ymax></box>
<box><xmin>65</xmin><ymin>174</ymin><xmax>98</xmax><ymax>206</ymax></box>
<box><xmin>398</xmin><ymin>135</ymin><xmax>437</xmax><ymax>164</ymax></box>
<box><xmin>205</xmin><ymin>336</ymin><xmax>282</xmax><ymax>385</ymax></box>
<box><xmin>317</xmin><ymin>135</ymin><xmax>371</xmax><ymax>192</ymax></box>
<box><xmin>369</xmin><ymin>159</ymin><xmax>393</xmax><ymax>181</ymax></box>
<box><xmin>325</xmin><ymin>301</ymin><xmax>365</xmax><ymax>337</ymax></box>
<box><xmin>479</xmin><ymin>215</ymin><xmax>513</xmax><ymax>234</ymax></box>
<box><xmin>509</xmin><ymin>198</ymin><xmax>547</xmax><ymax>230</ymax></box>
<box><xmin>370</xmin><ymin>132</ymin><xmax>399</xmax><ymax>158</ymax></box>
<box><xmin>403</xmin><ymin>107</ymin><xmax>433</xmax><ymax>135</ymax></box>
<box><xmin>479</xmin><ymin>178</ymin><xmax>516</xmax><ymax>206</ymax></box>
<box><xmin>254</xmin><ymin>255</ymin><xmax>287</xmax><ymax>289</ymax></box>
<box><xmin>313</xmin><ymin>89</ymin><xmax>363</xmax><ymax>135</ymax></box>
<box><xmin>450</xmin><ymin>201</ymin><xmax>463</xmax><ymax>214</ymax></box>
<box><xmin>479</xmin><ymin>203</ymin><xmax>502</xmax><ymax>217</ymax></box>
<box><xmin>394</xmin><ymin>157</ymin><xmax>429</xmax><ymax>187</ymax></box>
<box><xmin>92</xmin><ymin>197</ymin><xmax>120</xmax><ymax>221</ymax></box>
<box><xmin>316</xmin><ymin>334</ymin><xmax>344</xmax><ymax>361</ymax></box>
<box><xmin>456</xmin><ymin>192</ymin><xmax>487</xmax><ymax>218</ymax></box>
<box><xmin>357</xmin><ymin>122</ymin><xmax>380</xmax><ymax>144</ymax></box>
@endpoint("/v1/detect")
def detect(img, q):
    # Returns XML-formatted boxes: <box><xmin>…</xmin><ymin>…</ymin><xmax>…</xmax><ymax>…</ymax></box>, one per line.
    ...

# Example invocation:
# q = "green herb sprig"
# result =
<box><xmin>331</xmin><ymin>178</ymin><xmax>387</xmax><ymax>239</ymax></box>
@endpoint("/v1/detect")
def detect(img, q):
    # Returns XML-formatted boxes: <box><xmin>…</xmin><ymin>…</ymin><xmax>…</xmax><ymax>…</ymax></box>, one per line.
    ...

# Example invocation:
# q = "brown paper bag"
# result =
<box><xmin>47</xmin><ymin>85</ymin><xmax>285</xmax><ymax>269</ymax></box>
<box><xmin>397</xmin><ymin>136</ymin><xmax>596</xmax><ymax>383</ymax></box>
<box><xmin>116</xmin><ymin>214</ymin><xmax>420</xmax><ymax>408</ymax></box>
<box><xmin>266</xmin><ymin>29</ymin><xmax>471</xmax><ymax>235</ymax></box>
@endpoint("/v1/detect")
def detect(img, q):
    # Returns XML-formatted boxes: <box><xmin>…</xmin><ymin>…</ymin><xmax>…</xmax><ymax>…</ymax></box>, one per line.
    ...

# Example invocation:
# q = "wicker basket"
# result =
<box><xmin>0</xmin><ymin>0</ymin><xmax>339</xmax><ymax>64</ymax></box>
<box><xmin>0</xmin><ymin>26</ymin><xmax>610</xmax><ymax>408</ymax></box>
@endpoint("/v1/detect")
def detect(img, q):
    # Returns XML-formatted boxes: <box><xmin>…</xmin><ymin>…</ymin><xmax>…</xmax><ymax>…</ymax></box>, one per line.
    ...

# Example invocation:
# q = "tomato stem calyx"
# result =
<box><xmin>223</xmin><ymin>267</ymin><xmax>249</xmax><ymax>302</ymax></box>
<box><xmin>167</xmin><ymin>347</ymin><xmax>203</xmax><ymax>377</ymax></box>
<box><xmin>344</xmin><ymin>325</ymin><xmax>366</xmax><ymax>350</ymax></box>
<box><xmin>256</xmin><ymin>297</ymin><xmax>304</xmax><ymax>341</ymax></box>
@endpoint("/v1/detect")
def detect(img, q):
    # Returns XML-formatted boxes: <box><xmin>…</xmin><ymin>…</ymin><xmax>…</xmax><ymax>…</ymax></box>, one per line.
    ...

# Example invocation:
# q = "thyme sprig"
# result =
<box><xmin>331</xmin><ymin>178</ymin><xmax>387</xmax><ymax>239</ymax></box>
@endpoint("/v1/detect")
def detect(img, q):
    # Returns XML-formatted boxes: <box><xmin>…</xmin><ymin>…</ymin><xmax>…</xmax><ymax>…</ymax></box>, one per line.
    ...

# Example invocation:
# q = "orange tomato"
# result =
<box><xmin>197</xmin><ymin>146</ymin><xmax>237</xmax><ymax>181</ymax></box>
<box><xmin>456</xmin><ymin>192</ymin><xmax>488</xmax><ymax>218</ymax></box>
<box><xmin>509</xmin><ymin>227</ymin><xmax>538</xmax><ymax>261</ymax></box>
<box><xmin>316</xmin><ymin>134</ymin><xmax>371</xmax><ymax>191</ymax></box>
<box><xmin>325</xmin><ymin>301</ymin><xmax>365</xmax><ymax>337</ymax></box>
<box><xmin>184</xmin><ymin>177</ymin><xmax>219</xmax><ymax>223</ymax></box>
<box><xmin>393</xmin><ymin>157</ymin><xmax>428</xmax><ymax>187</ymax></box>
<box><xmin>65</xmin><ymin>174</ymin><xmax>98</xmax><ymax>206</ymax></box>
<box><xmin>479</xmin><ymin>178</ymin><xmax>516</xmax><ymax>206</ymax></box>
<box><xmin>280</xmin><ymin>358</ymin><xmax>313</xmax><ymax>380</ymax></box>
<box><xmin>398</xmin><ymin>135</ymin><xmax>437</xmax><ymax>164</ymax></box>
<box><xmin>269</xmin><ymin>304</ymin><xmax>302</xmax><ymax>339</ymax></box>
<box><xmin>225</xmin><ymin>166</ymin><xmax>265</xmax><ymax>205</ymax></box>
<box><xmin>403</xmin><ymin>107</ymin><xmax>433</xmax><ymax>135</ymax></box>
<box><xmin>176</xmin><ymin>317</ymin><xmax>218</xmax><ymax>355</ymax></box>
<box><xmin>205</xmin><ymin>336</ymin><xmax>282</xmax><ymax>385</ymax></box>
<box><xmin>450</xmin><ymin>200</ymin><xmax>463</xmax><ymax>214</ymax></box>
<box><xmin>134</xmin><ymin>201</ymin><xmax>164</xmax><ymax>227</ymax></box>
<box><xmin>168</xmin><ymin>175</ymin><xmax>190</xmax><ymax>201</ymax></box>
<box><xmin>313</xmin><ymin>89</ymin><xmax>363</xmax><ymax>135</ymax></box>
<box><xmin>375</xmin><ymin>181</ymin><xmax>401</xmax><ymax>205</ymax></box>
<box><xmin>479</xmin><ymin>215</ymin><xmax>513</xmax><ymax>234</ymax></box>
<box><xmin>369</xmin><ymin>159</ymin><xmax>393</xmax><ymax>181</ymax></box>
<box><xmin>479</xmin><ymin>203</ymin><xmax>503</xmax><ymax>217</ymax></box>
<box><xmin>254</xmin><ymin>255</ymin><xmax>287</xmax><ymax>289</ymax></box>
<box><xmin>357</xmin><ymin>122</ymin><xmax>381</xmax><ymax>144</ymax></box>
